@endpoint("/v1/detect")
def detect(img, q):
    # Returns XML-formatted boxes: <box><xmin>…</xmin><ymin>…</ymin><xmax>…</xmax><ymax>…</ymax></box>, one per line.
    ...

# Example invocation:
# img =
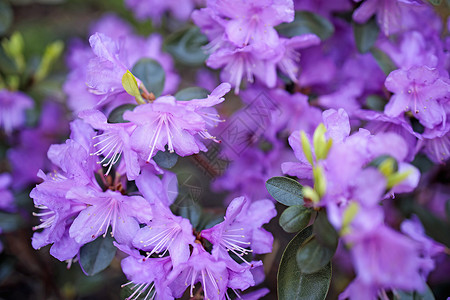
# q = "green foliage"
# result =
<box><xmin>0</xmin><ymin>0</ymin><xmax>12</xmax><ymax>36</ymax></box>
<box><xmin>153</xmin><ymin>150</ymin><xmax>178</xmax><ymax>169</ymax></box>
<box><xmin>395</xmin><ymin>284</ymin><xmax>436</xmax><ymax>300</ymax></box>
<box><xmin>107</xmin><ymin>103</ymin><xmax>136</xmax><ymax>123</ymax></box>
<box><xmin>365</xmin><ymin>94</ymin><xmax>386</xmax><ymax>111</ymax></box>
<box><xmin>278</xmin><ymin>226</ymin><xmax>332</xmax><ymax>300</ymax></box>
<box><xmin>175</xmin><ymin>86</ymin><xmax>209</xmax><ymax>101</ymax></box>
<box><xmin>296</xmin><ymin>236</ymin><xmax>336</xmax><ymax>274</ymax></box>
<box><xmin>353</xmin><ymin>17</ymin><xmax>379</xmax><ymax>54</ymax></box>
<box><xmin>371</xmin><ymin>47</ymin><xmax>397</xmax><ymax>75</ymax></box>
<box><xmin>279</xmin><ymin>205</ymin><xmax>311</xmax><ymax>233</ymax></box>
<box><xmin>313</xmin><ymin>210</ymin><xmax>339</xmax><ymax>249</ymax></box>
<box><xmin>164</xmin><ymin>26</ymin><xmax>208</xmax><ymax>66</ymax></box>
<box><xmin>35</xmin><ymin>40</ymin><xmax>64</xmax><ymax>82</ymax></box>
<box><xmin>79</xmin><ymin>235</ymin><xmax>117</xmax><ymax>276</ymax></box>
<box><xmin>266</xmin><ymin>176</ymin><xmax>304</xmax><ymax>206</ymax></box>
<box><xmin>122</xmin><ymin>70</ymin><xmax>145</xmax><ymax>104</ymax></box>
<box><xmin>131</xmin><ymin>58</ymin><xmax>166</xmax><ymax>98</ymax></box>
<box><xmin>276</xmin><ymin>11</ymin><xmax>334</xmax><ymax>40</ymax></box>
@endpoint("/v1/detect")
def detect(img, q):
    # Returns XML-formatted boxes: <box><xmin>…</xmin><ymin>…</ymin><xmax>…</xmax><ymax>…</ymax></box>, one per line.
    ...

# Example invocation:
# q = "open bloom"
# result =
<box><xmin>0</xmin><ymin>89</ymin><xmax>33</xmax><ymax>135</ymax></box>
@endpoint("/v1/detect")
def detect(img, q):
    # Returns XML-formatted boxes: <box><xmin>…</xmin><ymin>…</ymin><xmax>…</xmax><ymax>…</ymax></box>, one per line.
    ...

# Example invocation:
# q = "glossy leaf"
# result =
<box><xmin>371</xmin><ymin>47</ymin><xmax>397</xmax><ymax>75</ymax></box>
<box><xmin>296</xmin><ymin>236</ymin><xmax>336</xmax><ymax>274</ymax></box>
<box><xmin>279</xmin><ymin>205</ymin><xmax>311</xmax><ymax>233</ymax></box>
<box><xmin>131</xmin><ymin>58</ymin><xmax>165</xmax><ymax>98</ymax></box>
<box><xmin>107</xmin><ymin>103</ymin><xmax>136</xmax><ymax>123</ymax></box>
<box><xmin>313</xmin><ymin>210</ymin><xmax>339</xmax><ymax>249</ymax></box>
<box><xmin>353</xmin><ymin>17</ymin><xmax>379</xmax><ymax>53</ymax></box>
<box><xmin>175</xmin><ymin>87</ymin><xmax>209</xmax><ymax>101</ymax></box>
<box><xmin>276</xmin><ymin>11</ymin><xmax>334</xmax><ymax>40</ymax></box>
<box><xmin>278</xmin><ymin>226</ymin><xmax>332</xmax><ymax>300</ymax></box>
<box><xmin>164</xmin><ymin>27</ymin><xmax>208</xmax><ymax>66</ymax></box>
<box><xmin>153</xmin><ymin>150</ymin><xmax>178</xmax><ymax>169</ymax></box>
<box><xmin>266</xmin><ymin>176</ymin><xmax>304</xmax><ymax>206</ymax></box>
<box><xmin>0</xmin><ymin>0</ymin><xmax>12</xmax><ymax>36</ymax></box>
<box><xmin>79</xmin><ymin>235</ymin><xmax>117</xmax><ymax>276</ymax></box>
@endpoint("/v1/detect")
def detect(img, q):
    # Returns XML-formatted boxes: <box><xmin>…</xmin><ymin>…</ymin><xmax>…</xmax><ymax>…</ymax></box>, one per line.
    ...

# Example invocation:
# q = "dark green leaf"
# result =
<box><xmin>313</xmin><ymin>210</ymin><xmax>339</xmax><ymax>249</ymax></box>
<box><xmin>278</xmin><ymin>226</ymin><xmax>332</xmax><ymax>300</ymax></box>
<box><xmin>371</xmin><ymin>47</ymin><xmax>397</xmax><ymax>75</ymax></box>
<box><xmin>178</xmin><ymin>202</ymin><xmax>201</xmax><ymax>229</ymax></box>
<box><xmin>276</xmin><ymin>11</ymin><xmax>334</xmax><ymax>40</ymax></box>
<box><xmin>279</xmin><ymin>205</ymin><xmax>311</xmax><ymax>233</ymax></box>
<box><xmin>164</xmin><ymin>27</ymin><xmax>208</xmax><ymax>66</ymax></box>
<box><xmin>366</xmin><ymin>94</ymin><xmax>386</xmax><ymax>111</ymax></box>
<box><xmin>427</xmin><ymin>0</ymin><xmax>442</xmax><ymax>5</ymax></box>
<box><xmin>0</xmin><ymin>212</ymin><xmax>22</xmax><ymax>232</ymax></box>
<box><xmin>175</xmin><ymin>87</ymin><xmax>209</xmax><ymax>101</ymax></box>
<box><xmin>0</xmin><ymin>0</ymin><xmax>12</xmax><ymax>36</ymax></box>
<box><xmin>296</xmin><ymin>236</ymin><xmax>336</xmax><ymax>274</ymax></box>
<box><xmin>446</xmin><ymin>200</ymin><xmax>450</xmax><ymax>221</ymax></box>
<box><xmin>353</xmin><ymin>17</ymin><xmax>379</xmax><ymax>53</ymax></box>
<box><xmin>107</xmin><ymin>103</ymin><xmax>136</xmax><ymax>123</ymax></box>
<box><xmin>79</xmin><ymin>235</ymin><xmax>117</xmax><ymax>276</ymax></box>
<box><xmin>412</xmin><ymin>204</ymin><xmax>450</xmax><ymax>248</ymax></box>
<box><xmin>153</xmin><ymin>150</ymin><xmax>178</xmax><ymax>169</ymax></box>
<box><xmin>395</xmin><ymin>283</ymin><xmax>435</xmax><ymax>300</ymax></box>
<box><xmin>266</xmin><ymin>176</ymin><xmax>304</xmax><ymax>206</ymax></box>
<box><xmin>368</xmin><ymin>155</ymin><xmax>398</xmax><ymax>172</ymax></box>
<box><xmin>132</xmin><ymin>58</ymin><xmax>165</xmax><ymax>98</ymax></box>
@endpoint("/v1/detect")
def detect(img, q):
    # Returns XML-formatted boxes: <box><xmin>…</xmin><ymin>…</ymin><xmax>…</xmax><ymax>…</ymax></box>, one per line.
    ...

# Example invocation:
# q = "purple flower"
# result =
<box><xmin>0</xmin><ymin>89</ymin><xmax>33</xmax><ymax>135</ymax></box>
<box><xmin>125</xmin><ymin>0</ymin><xmax>195</xmax><ymax>23</ymax></box>
<box><xmin>352</xmin><ymin>0</ymin><xmax>423</xmax><ymax>36</ymax></box>
<box><xmin>79</xmin><ymin>109</ymin><xmax>140</xmax><ymax>180</ymax></box>
<box><xmin>384</xmin><ymin>66</ymin><xmax>450</xmax><ymax>129</ymax></box>
<box><xmin>135</xmin><ymin>167</ymin><xmax>178</xmax><ymax>207</ymax></box>
<box><xmin>31</xmin><ymin>171</ymin><xmax>86</xmax><ymax>261</ymax></box>
<box><xmin>167</xmin><ymin>243</ymin><xmax>228</xmax><ymax>300</ymax></box>
<box><xmin>210</xmin><ymin>0</ymin><xmax>294</xmax><ymax>47</ymax></box>
<box><xmin>418</xmin><ymin>122</ymin><xmax>450</xmax><ymax>163</ymax></box>
<box><xmin>68</xmin><ymin>185</ymin><xmax>152</xmax><ymax>245</ymax></box>
<box><xmin>0</xmin><ymin>173</ymin><xmax>15</xmax><ymax>212</ymax></box>
<box><xmin>132</xmin><ymin>201</ymin><xmax>194</xmax><ymax>267</ymax></box>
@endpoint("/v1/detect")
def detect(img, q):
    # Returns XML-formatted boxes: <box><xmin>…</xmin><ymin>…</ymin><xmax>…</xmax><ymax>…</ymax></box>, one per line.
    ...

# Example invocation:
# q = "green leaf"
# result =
<box><xmin>131</xmin><ymin>58</ymin><xmax>165</xmax><ymax>98</ymax></box>
<box><xmin>0</xmin><ymin>0</ymin><xmax>12</xmax><ymax>36</ymax></box>
<box><xmin>427</xmin><ymin>0</ymin><xmax>442</xmax><ymax>5</ymax></box>
<box><xmin>164</xmin><ymin>26</ymin><xmax>208</xmax><ymax>66</ymax></box>
<box><xmin>446</xmin><ymin>200</ymin><xmax>450</xmax><ymax>221</ymax></box>
<box><xmin>79</xmin><ymin>235</ymin><xmax>117</xmax><ymax>276</ymax></box>
<box><xmin>412</xmin><ymin>204</ymin><xmax>450</xmax><ymax>248</ymax></box>
<box><xmin>178</xmin><ymin>202</ymin><xmax>202</xmax><ymax>229</ymax></box>
<box><xmin>276</xmin><ymin>11</ymin><xmax>334</xmax><ymax>40</ymax></box>
<box><xmin>279</xmin><ymin>205</ymin><xmax>311</xmax><ymax>233</ymax></box>
<box><xmin>395</xmin><ymin>283</ymin><xmax>435</xmax><ymax>300</ymax></box>
<box><xmin>175</xmin><ymin>87</ymin><xmax>209</xmax><ymax>101</ymax></box>
<box><xmin>153</xmin><ymin>150</ymin><xmax>178</xmax><ymax>169</ymax></box>
<box><xmin>371</xmin><ymin>47</ymin><xmax>397</xmax><ymax>75</ymax></box>
<box><xmin>107</xmin><ymin>103</ymin><xmax>136</xmax><ymax>123</ymax></box>
<box><xmin>365</xmin><ymin>94</ymin><xmax>386</xmax><ymax>111</ymax></box>
<box><xmin>278</xmin><ymin>226</ymin><xmax>332</xmax><ymax>300</ymax></box>
<box><xmin>266</xmin><ymin>176</ymin><xmax>304</xmax><ymax>206</ymax></box>
<box><xmin>353</xmin><ymin>17</ymin><xmax>379</xmax><ymax>54</ymax></box>
<box><xmin>296</xmin><ymin>236</ymin><xmax>336</xmax><ymax>274</ymax></box>
<box><xmin>35</xmin><ymin>40</ymin><xmax>64</xmax><ymax>82</ymax></box>
<box><xmin>122</xmin><ymin>70</ymin><xmax>142</xmax><ymax>99</ymax></box>
<box><xmin>368</xmin><ymin>155</ymin><xmax>399</xmax><ymax>173</ymax></box>
<box><xmin>313</xmin><ymin>210</ymin><xmax>339</xmax><ymax>249</ymax></box>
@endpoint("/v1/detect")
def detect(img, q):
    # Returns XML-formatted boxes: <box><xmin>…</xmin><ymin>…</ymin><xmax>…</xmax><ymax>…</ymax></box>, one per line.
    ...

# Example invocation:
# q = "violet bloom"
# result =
<box><xmin>167</xmin><ymin>243</ymin><xmax>228</xmax><ymax>300</ymax></box>
<box><xmin>135</xmin><ymin>167</ymin><xmax>178</xmax><ymax>207</ymax></box>
<box><xmin>419</xmin><ymin>122</ymin><xmax>450</xmax><ymax>163</ymax></box>
<box><xmin>8</xmin><ymin>101</ymin><xmax>69</xmax><ymax>189</ymax></box>
<box><xmin>352</xmin><ymin>0</ymin><xmax>423</xmax><ymax>36</ymax></box>
<box><xmin>0</xmin><ymin>173</ymin><xmax>15</xmax><ymax>212</ymax></box>
<box><xmin>132</xmin><ymin>201</ymin><xmax>194</xmax><ymax>267</ymax></box>
<box><xmin>210</xmin><ymin>0</ymin><xmax>294</xmax><ymax>48</ymax></box>
<box><xmin>0</xmin><ymin>89</ymin><xmax>33</xmax><ymax>135</ymax></box>
<box><xmin>384</xmin><ymin>65</ymin><xmax>450</xmax><ymax>129</ymax></box>
<box><xmin>79</xmin><ymin>109</ymin><xmax>140</xmax><ymax>180</ymax></box>
<box><xmin>125</xmin><ymin>0</ymin><xmax>195</xmax><ymax>23</ymax></box>
<box><xmin>68</xmin><ymin>185</ymin><xmax>152</xmax><ymax>245</ymax></box>
<box><xmin>202</xmin><ymin>196</ymin><xmax>276</xmax><ymax>268</ymax></box>
<box><xmin>31</xmin><ymin>171</ymin><xmax>86</xmax><ymax>261</ymax></box>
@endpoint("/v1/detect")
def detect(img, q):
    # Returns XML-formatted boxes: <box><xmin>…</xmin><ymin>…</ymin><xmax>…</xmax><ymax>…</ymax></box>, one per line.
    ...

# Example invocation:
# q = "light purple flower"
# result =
<box><xmin>0</xmin><ymin>173</ymin><xmax>14</xmax><ymax>212</ymax></box>
<box><xmin>132</xmin><ymin>201</ymin><xmax>194</xmax><ymax>267</ymax></box>
<box><xmin>0</xmin><ymin>89</ymin><xmax>33</xmax><ymax>135</ymax></box>
<box><xmin>167</xmin><ymin>243</ymin><xmax>228</xmax><ymax>300</ymax></box>
<box><xmin>135</xmin><ymin>167</ymin><xmax>178</xmax><ymax>207</ymax></box>
<box><xmin>68</xmin><ymin>185</ymin><xmax>152</xmax><ymax>245</ymax></box>
<box><xmin>384</xmin><ymin>66</ymin><xmax>450</xmax><ymax>129</ymax></box>
<box><xmin>125</xmin><ymin>0</ymin><xmax>195</xmax><ymax>23</ymax></box>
